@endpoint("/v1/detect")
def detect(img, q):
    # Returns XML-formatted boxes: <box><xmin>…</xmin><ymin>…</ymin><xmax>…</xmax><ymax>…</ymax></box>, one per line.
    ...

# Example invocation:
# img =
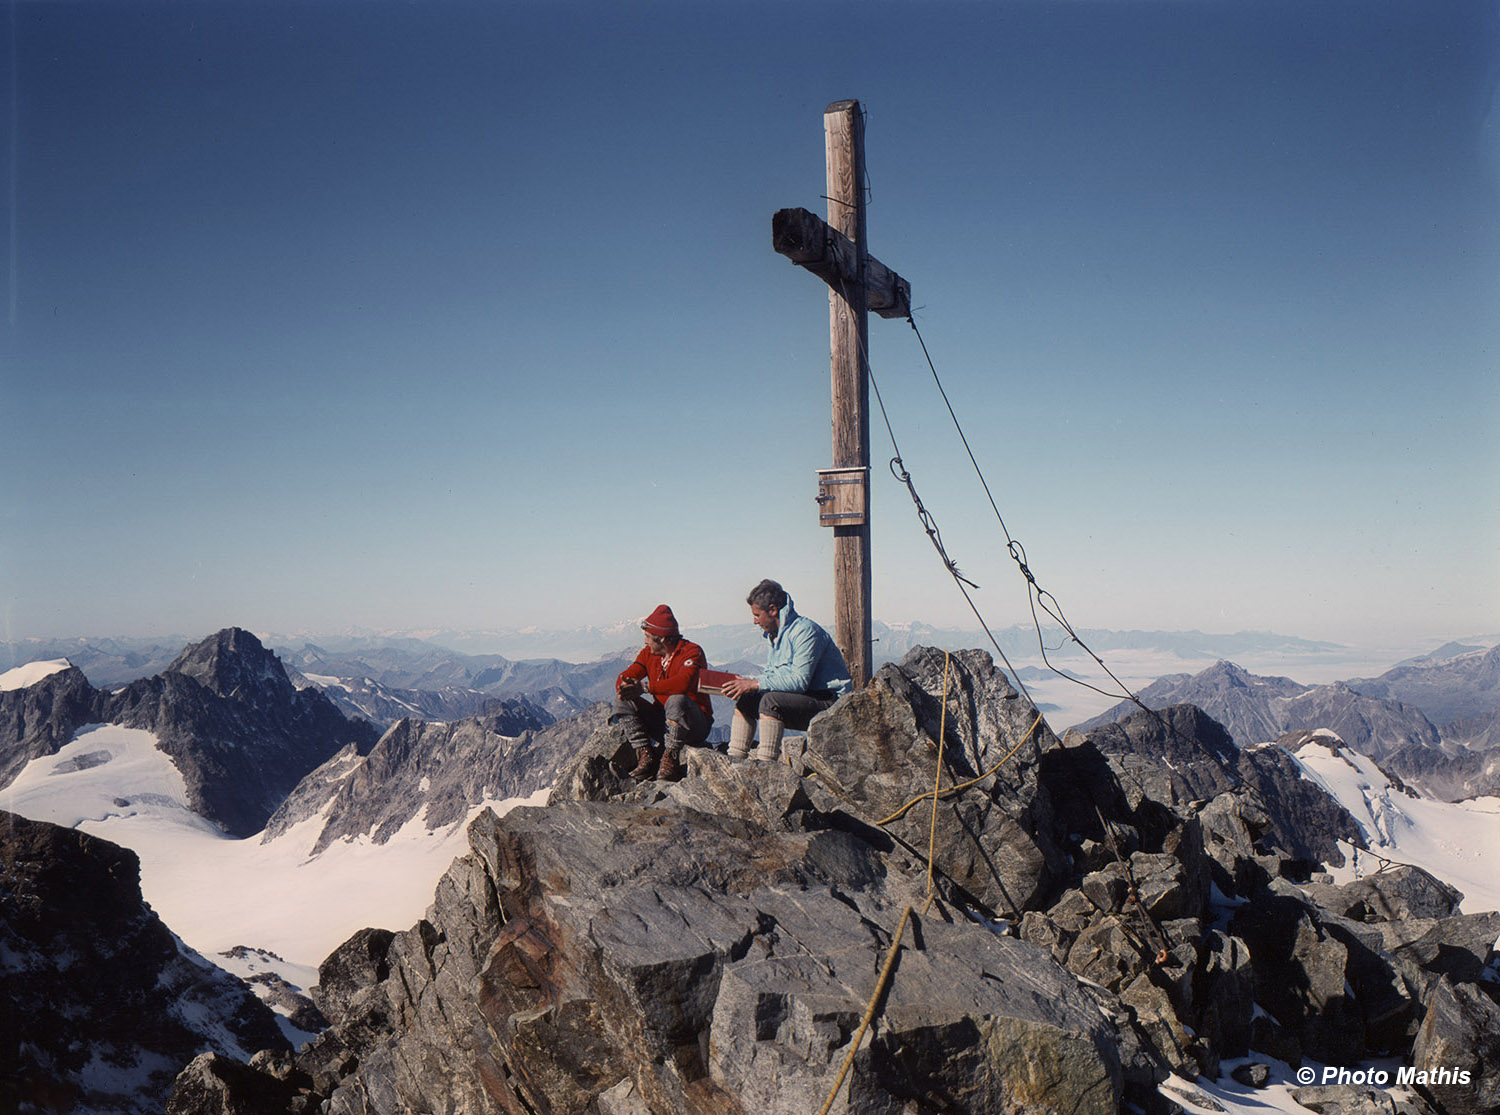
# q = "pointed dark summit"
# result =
<box><xmin>103</xmin><ymin>628</ymin><xmax>379</xmax><ymax>836</ymax></box>
<box><xmin>166</xmin><ymin>628</ymin><xmax>295</xmax><ymax>703</ymax></box>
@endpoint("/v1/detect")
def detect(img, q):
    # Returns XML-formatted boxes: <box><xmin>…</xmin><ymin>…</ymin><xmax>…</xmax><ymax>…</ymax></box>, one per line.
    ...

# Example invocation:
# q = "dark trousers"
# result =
<box><xmin>733</xmin><ymin>689</ymin><xmax>837</xmax><ymax>731</ymax></box>
<box><xmin>612</xmin><ymin>693</ymin><xmax>712</xmax><ymax>751</ymax></box>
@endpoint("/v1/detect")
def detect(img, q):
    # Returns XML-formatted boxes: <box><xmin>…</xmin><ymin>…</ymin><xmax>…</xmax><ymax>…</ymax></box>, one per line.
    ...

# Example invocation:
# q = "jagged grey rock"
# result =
<box><xmin>264</xmin><ymin>704</ymin><xmax>609</xmax><ymax>853</ymax></box>
<box><xmin>0</xmin><ymin>662</ymin><xmax>98</xmax><ymax>789</ymax></box>
<box><xmin>1071</xmin><ymin>703</ymin><xmax>1241</xmax><ymax>807</ymax></box>
<box><xmin>1</xmin><ymin>811</ymin><xmax>286</xmax><ymax>1115</ymax></box>
<box><xmin>151</xmin><ymin>643</ymin><xmax>1487</xmax><ymax>1115</ymax></box>
<box><xmin>1310</xmin><ymin>913</ymin><xmax>1418</xmax><ymax>1054</ymax></box>
<box><xmin>1121</xmin><ymin>971</ymin><xmax>1214</xmax><ymax>1080</ymax></box>
<box><xmin>1230</xmin><ymin>1061</ymin><xmax>1270</xmax><ymax>1088</ymax></box>
<box><xmin>797</xmin><ymin>647</ymin><xmax>1072</xmax><ymax>916</ymax></box>
<box><xmin>166</xmin><ymin>1052</ymin><xmax>314</xmax><ymax>1115</ymax></box>
<box><xmin>1079</xmin><ymin>660</ymin><xmax>1307</xmax><ymax>744</ymax></box>
<box><xmin>1236</xmin><ymin>740</ymin><xmax>1365</xmax><ymax>867</ymax></box>
<box><xmin>1198</xmin><ymin>791</ymin><xmax>1278</xmax><ymax>896</ymax></box>
<box><xmin>1289</xmin><ymin>1084</ymin><xmax>1401</xmax><ymax>1114</ymax></box>
<box><xmin>311</xmin><ymin>800</ymin><xmax>1119</xmax><ymax>1115</ymax></box>
<box><xmin>1195</xmin><ymin>931</ymin><xmax>1255</xmax><ymax>1059</ymax></box>
<box><xmin>1070</xmin><ymin>705</ymin><xmax>1363</xmax><ymax>871</ymax></box>
<box><xmin>1078</xmin><ymin>660</ymin><xmax>1448</xmax><ymax>768</ymax></box>
<box><xmin>1230</xmin><ymin>881</ymin><xmax>1365</xmax><ymax>1066</ymax></box>
<box><xmin>314</xmin><ymin>928</ymin><xmax>396</xmax><ymax>1026</ymax></box>
<box><xmin>1410</xmin><ymin>976</ymin><xmax>1500</xmax><ymax>1115</ymax></box>
<box><xmin>244</xmin><ymin>971</ymin><xmax>328</xmax><ymax>1033</ymax></box>
<box><xmin>294</xmin><ymin>649</ymin><xmax>1128</xmax><ymax>1114</ymax></box>
<box><xmin>707</xmin><ymin>896</ymin><xmax>1121</xmax><ymax>1114</ymax></box>
<box><xmin>1300</xmin><ymin>863</ymin><xmax>1463</xmax><ymax>924</ymax></box>
<box><xmin>1374</xmin><ymin>911</ymin><xmax>1500</xmax><ymax>1003</ymax></box>
<box><xmin>1074</xmin><ymin>703</ymin><xmax>1364</xmax><ymax>886</ymax></box>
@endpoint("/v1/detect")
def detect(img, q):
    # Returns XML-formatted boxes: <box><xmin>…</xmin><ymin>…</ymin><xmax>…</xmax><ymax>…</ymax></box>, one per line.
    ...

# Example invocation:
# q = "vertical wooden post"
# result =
<box><xmin>774</xmin><ymin>100</ymin><xmax>908</xmax><ymax>688</ymax></box>
<box><xmin>824</xmin><ymin>100</ymin><xmax>872</xmax><ymax>688</ymax></box>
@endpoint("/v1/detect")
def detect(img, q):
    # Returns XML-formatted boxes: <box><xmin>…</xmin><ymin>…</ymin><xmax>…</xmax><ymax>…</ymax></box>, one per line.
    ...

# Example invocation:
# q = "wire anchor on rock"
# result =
<box><xmin>1093</xmin><ymin>804</ymin><xmax>1173</xmax><ymax>968</ymax></box>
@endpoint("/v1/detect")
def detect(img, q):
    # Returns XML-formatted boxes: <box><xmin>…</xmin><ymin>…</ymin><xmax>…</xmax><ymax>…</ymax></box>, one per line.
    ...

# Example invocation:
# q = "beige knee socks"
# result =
<box><xmin>755</xmin><ymin>716</ymin><xmax>784</xmax><ymax>763</ymax></box>
<box><xmin>729</xmin><ymin>711</ymin><xmax>754</xmax><ymax>759</ymax></box>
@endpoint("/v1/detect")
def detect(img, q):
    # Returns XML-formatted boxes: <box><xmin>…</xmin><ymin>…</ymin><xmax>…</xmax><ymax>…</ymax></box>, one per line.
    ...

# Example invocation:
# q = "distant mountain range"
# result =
<box><xmin>0</xmin><ymin>634</ymin><xmax>192</xmax><ymax>688</ymax></box>
<box><xmin>1080</xmin><ymin>647</ymin><xmax>1500</xmax><ymax>801</ymax></box>
<box><xmin>0</xmin><ymin>623</ymin><xmax>1354</xmax><ymax>689</ymax></box>
<box><xmin>1345</xmin><ymin>642</ymin><xmax>1500</xmax><ymax>724</ymax></box>
<box><xmin>9</xmin><ymin>627</ymin><xmax>1499</xmax><ymax>850</ymax></box>
<box><xmin>291</xmin><ymin>620</ymin><xmax>1349</xmax><ymax>673</ymax></box>
<box><xmin>0</xmin><ymin>626</ymin><xmax>655</xmax><ymax>859</ymax></box>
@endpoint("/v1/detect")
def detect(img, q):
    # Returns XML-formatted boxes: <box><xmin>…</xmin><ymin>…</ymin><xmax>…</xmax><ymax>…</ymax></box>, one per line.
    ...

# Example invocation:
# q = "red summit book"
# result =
<box><xmin>698</xmin><ymin>669</ymin><xmax>739</xmax><ymax>695</ymax></box>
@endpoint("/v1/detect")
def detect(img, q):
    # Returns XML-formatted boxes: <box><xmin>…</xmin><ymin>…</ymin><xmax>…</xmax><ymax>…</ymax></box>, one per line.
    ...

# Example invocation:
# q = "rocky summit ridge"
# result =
<box><xmin>162</xmin><ymin>647</ymin><xmax>1500</xmax><ymax>1115</ymax></box>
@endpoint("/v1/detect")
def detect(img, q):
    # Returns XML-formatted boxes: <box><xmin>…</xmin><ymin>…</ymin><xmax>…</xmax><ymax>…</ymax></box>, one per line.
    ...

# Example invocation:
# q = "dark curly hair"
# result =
<box><xmin>745</xmin><ymin>579</ymin><xmax>787</xmax><ymax>611</ymax></box>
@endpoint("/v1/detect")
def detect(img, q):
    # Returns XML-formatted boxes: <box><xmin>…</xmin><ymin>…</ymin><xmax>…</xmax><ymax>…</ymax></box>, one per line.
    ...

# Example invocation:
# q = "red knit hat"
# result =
<box><xmin>642</xmin><ymin>604</ymin><xmax>679</xmax><ymax>637</ymax></box>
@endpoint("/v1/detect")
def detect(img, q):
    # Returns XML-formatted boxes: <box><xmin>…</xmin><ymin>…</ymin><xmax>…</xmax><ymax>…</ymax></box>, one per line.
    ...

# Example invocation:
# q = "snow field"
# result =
<box><xmin>1289</xmin><ymin>733</ymin><xmax>1500</xmax><ymax>914</ymax></box>
<box><xmin>1</xmin><ymin>725</ymin><xmax>546</xmax><ymax>972</ymax></box>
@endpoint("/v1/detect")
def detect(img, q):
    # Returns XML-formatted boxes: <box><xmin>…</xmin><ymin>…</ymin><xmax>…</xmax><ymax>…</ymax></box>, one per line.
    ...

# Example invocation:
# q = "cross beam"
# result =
<box><xmin>771</xmin><ymin>208</ymin><xmax>911</xmax><ymax>319</ymax></box>
<box><xmin>771</xmin><ymin>99</ymin><xmax>912</xmax><ymax>689</ymax></box>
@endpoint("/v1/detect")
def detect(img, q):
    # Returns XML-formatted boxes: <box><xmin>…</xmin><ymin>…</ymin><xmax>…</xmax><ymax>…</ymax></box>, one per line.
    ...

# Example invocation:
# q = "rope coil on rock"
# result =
<box><xmin>873</xmin><ymin>710</ymin><xmax>1044</xmax><ymax>828</ymax></box>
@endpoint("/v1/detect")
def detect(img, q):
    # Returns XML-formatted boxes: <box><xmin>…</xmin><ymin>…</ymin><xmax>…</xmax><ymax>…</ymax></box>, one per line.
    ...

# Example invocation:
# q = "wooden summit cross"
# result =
<box><xmin>772</xmin><ymin>99</ymin><xmax>912</xmax><ymax>689</ymax></box>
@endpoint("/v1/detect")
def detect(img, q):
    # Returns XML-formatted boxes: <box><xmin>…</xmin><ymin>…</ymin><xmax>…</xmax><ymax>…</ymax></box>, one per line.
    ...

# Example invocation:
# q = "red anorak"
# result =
<box><xmin>617</xmin><ymin>639</ymin><xmax>713</xmax><ymax>721</ymax></box>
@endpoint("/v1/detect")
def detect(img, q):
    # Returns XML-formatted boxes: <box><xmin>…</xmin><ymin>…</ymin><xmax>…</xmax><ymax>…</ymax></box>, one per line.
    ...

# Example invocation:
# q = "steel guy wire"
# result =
<box><xmin>901</xmin><ymin>313</ymin><xmax>1157</xmax><ymax>715</ymax></box>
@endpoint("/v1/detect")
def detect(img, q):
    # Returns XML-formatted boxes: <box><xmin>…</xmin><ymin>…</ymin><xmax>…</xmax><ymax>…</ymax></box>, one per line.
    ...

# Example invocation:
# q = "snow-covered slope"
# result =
<box><xmin>0</xmin><ymin>656</ymin><xmax>71</xmax><ymax>690</ymax></box>
<box><xmin>1284</xmin><ymin>728</ymin><xmax>1500</xmax><ymax>913</ymax></box>
<box><xmin>1</xmin><ymin>723</ymin><xmax>542</xmax><ymax>978</ymax></box>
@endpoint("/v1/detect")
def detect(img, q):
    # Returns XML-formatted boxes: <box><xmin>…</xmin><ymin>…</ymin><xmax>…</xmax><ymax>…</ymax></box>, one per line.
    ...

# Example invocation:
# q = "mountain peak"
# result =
<box><xmin>1205</xmin><ymin>659</ymin><xmax>1250</xmax><ymax>680</ymax></box>
<box><xmin>166</xmin><ymin>628</ymin><xmax>292</xmax><ymax>702</ymax></box>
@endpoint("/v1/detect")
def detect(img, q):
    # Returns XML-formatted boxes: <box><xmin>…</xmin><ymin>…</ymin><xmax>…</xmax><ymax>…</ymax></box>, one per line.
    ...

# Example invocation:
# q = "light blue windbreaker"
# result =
<box><xmin>759</xmin><ymin>597</ymin><xmax>852</xmax><ymax>697</ymax></box>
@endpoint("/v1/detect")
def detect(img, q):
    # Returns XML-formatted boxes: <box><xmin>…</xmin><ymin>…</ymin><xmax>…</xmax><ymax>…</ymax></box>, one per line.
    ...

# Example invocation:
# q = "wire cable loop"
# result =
<box><xmin>900</xmin><ymin>311</ymin><xmax>1160</xmax><ymax>716</ymax></box>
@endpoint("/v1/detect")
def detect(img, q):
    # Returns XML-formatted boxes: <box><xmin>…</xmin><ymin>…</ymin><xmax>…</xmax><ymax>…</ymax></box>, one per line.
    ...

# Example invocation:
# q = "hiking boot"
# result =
<box><xmin>628</xmin><ymin>746</ymin><xmax>658</xmax><ymax>781</ymax></box>
<box><xmin>656</xmin><ymin>748</ymin><xmax>683</xmax><ymax>782</ymax></box>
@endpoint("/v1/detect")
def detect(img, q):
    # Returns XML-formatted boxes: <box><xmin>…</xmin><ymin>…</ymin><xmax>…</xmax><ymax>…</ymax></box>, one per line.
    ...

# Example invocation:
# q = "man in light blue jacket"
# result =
<box><xmin>720</xmin><ymin>579</ymin><xmax>852</xmax><ymax>762</ymax></box>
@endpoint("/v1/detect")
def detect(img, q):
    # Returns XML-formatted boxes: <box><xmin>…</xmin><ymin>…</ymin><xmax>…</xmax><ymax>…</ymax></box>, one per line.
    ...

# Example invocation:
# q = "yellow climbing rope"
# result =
<box><xmin>816</xmin><ymin>653</ymin><xmax>1045</xmax><ymax>1115</ymax></box>
<box><xmin>874</xmin><ymin>710</ymin><xmax>1044</xmax><ymax>827</ymax></box>
<box><xmin>926</xmin><ymin>651</ymin><xmax>951</xmax><ymax>896</ymax></box>
<box><xmin>813</xmin><ymin>889</ymin><xmax>938</xmax><ymax>1115</ymax></box>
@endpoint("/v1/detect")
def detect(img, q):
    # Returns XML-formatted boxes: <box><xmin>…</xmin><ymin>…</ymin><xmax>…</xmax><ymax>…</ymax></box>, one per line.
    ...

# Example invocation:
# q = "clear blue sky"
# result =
<box><xmin>4</xmin><ymin>0</ymin><xmax>1497</xmax><ymax>648</ymax></box>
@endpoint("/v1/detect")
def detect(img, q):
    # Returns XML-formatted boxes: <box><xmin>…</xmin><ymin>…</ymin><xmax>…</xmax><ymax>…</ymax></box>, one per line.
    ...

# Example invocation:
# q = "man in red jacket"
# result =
<box><xmin>614</xmin><ymin>604</ymin><xmax>713</xmax><ymax>781</ymax></box>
